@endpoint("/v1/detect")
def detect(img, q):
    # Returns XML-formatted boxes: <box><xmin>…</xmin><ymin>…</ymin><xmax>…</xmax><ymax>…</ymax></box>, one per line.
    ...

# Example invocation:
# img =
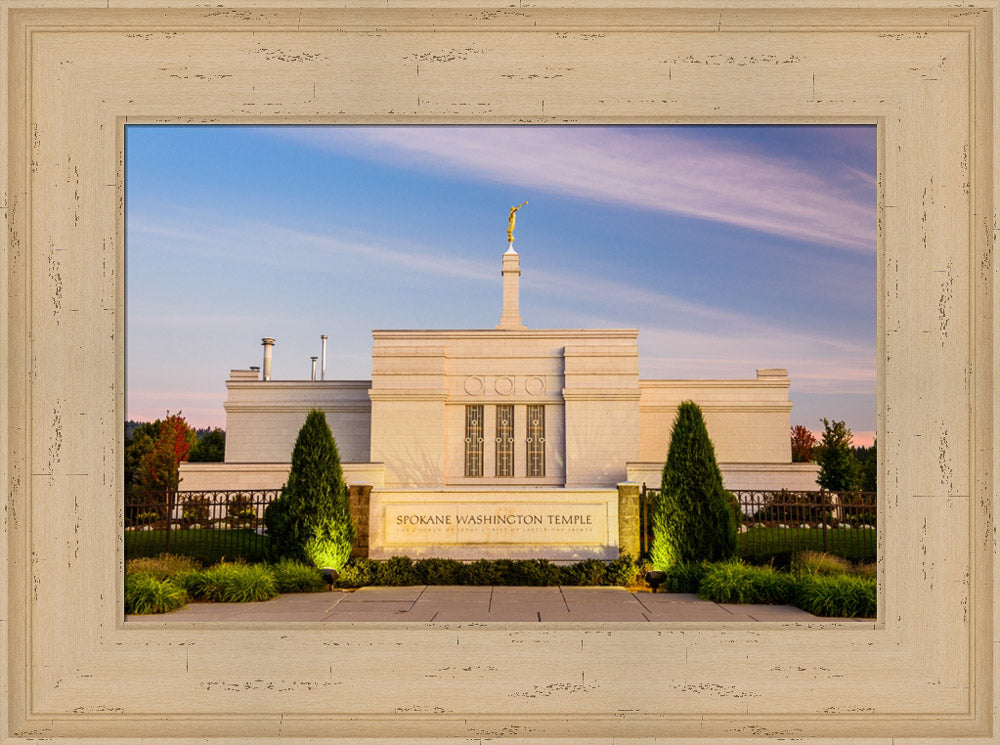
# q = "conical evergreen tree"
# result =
<box><xmin>264</xmin><ymin>409</ymin><xmax>355</xmax><ymax>569</ymax></box>
<box><xmin>650</xmin><ymin>401</ymin><xmax>737</xmax><ymax>570</ymax></box>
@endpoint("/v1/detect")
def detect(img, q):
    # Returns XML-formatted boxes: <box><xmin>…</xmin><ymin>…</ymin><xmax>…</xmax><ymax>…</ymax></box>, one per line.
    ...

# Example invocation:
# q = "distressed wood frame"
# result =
<box><xmin>1</xmin><ymin>1</ymin><xmax>997</xmax><ymax>742</ymax></box>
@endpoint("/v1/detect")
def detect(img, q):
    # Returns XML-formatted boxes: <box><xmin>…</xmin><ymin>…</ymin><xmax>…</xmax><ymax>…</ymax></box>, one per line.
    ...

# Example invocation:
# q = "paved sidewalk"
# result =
<box><xmin>127</xmin><ymin>586</ymin><xmax>869</xmax><ymax>623</ymax></box>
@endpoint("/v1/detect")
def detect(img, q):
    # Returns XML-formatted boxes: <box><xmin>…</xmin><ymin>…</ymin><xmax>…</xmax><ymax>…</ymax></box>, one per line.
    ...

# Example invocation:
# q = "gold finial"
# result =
<box><xmin>507</xmin><ymin>201</ymin><xmax>528</xmax><ymax>243</ymax></box>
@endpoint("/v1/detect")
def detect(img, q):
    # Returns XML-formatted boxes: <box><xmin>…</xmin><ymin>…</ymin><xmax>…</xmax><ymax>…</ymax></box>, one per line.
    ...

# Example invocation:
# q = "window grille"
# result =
<box><xmin>495</xmin><ymin>404</ymin><xmax>514</xmax><ymax>477</ymax></box>
<box><xmin>465</xmin><ymin>405</ymin><xmax>484</xmax><ymax>477</ymax></box>
<box><xmin>526</xmin><ymin>404</ymin><xmax>545</xmax><ymax>477</ymax></box>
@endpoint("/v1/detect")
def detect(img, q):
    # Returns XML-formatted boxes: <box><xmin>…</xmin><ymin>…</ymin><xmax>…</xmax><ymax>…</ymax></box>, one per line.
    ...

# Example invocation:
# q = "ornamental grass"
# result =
<box><xmin>124</xmin><ymin>573</ymin><xmax>187</xmax><ymax>615</ymax></box>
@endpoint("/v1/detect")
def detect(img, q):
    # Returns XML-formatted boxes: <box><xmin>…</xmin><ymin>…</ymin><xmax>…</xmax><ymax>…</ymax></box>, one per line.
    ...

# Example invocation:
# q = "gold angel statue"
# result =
<box><xmin>507</xmin><ymin>201</ymin><xmax>528</xmax><ymax>243</ymax></box>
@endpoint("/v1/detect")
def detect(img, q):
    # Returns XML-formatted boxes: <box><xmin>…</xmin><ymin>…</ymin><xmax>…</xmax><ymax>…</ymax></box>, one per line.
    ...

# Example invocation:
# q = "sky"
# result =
<box><xmin>125</xmin><ymin>124</ymin><xmax>877</xmax><ymax>446</ymax></box>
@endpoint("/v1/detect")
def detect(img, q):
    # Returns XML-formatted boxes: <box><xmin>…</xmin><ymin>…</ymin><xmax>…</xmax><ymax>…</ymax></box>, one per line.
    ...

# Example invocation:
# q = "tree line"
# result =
<box><xmin>791</xmin><ymin>420</ymin><xmax>876</xmax><ymax>492</ymax></box>
<box><xmin>125</xmin><ymin>413</ymin><xmax>225</xmax><ymax>514</ymax></box>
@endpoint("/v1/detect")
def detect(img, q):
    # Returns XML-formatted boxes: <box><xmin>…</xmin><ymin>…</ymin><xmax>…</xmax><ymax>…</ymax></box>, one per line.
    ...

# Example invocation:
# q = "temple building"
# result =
<box><xmin>180</xmin><ymin>230</ymin><xmax>818</xmax><ymax>560</ymax></box>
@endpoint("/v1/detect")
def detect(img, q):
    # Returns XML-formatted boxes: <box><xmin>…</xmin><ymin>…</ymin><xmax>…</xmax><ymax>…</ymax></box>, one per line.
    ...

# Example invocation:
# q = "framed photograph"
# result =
<box><xmin>2</xmin><ymin>1</ymin><xmax>996</xmax><ymax>742</ymax></box>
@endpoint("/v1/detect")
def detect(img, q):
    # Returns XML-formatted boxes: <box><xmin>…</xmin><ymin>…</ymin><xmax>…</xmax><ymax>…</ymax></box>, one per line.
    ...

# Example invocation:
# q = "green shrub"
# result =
<box><xmin>604</xmin><ymin>554</ymin><xmax>641</xmax><ymax>587</ymax></box>
<box><xmin>172</xmin><ymin>568</ymin><xmax>210</xmax><ymax>599</ymax></box>
<box><xmin>651</xmin><ymin>401</ymin><xmax>737</xmax><ymax>570</ymax></box>
<box><xmin>487</xmin><ymin>560</ymin><xmax>516</xmax><ymax>585</ymax></box>
<box><xmin>329</xmin><ymin>556</ymin><xmax>656</xmax><ymax>589</ymax></box>
<box><xmin>792</xmin><ymin>551</ymin><xmax>851</xmax><ymax>576</ymax></box>
<box><xmin>374</xmin><ymin>556</ymin><xmax>415</xmax><ymax>586</ymax></box>
<box><xmin>853</xmin><ymin>562</ymin><xmax>877</xmax><ymax>578</ymax></box>
<box><xmin>464</xmin><ymin>559</ymin><xmax>503</xmax><ymax>585</ymax></box>
<box><xmin>662</xmin><ymin>561</ymin><xmax>709</xmax><ymax>593</ymax></box>
<box><xmin>513</xmin><ymin>559</ymin><xmax>563</xmax><ymax>586</ymax></box>
<box><xmin>197</xmin><ymin>563</ymin><xmax>278</xmax><ymax>602</ymax></box>
<box><xmin>304</xmin><ymin>532</ymin><xmax>354</xmax><ymax>571</ymax></box>
<box><xmin>264</xmin><ymin>409</ymin><xmax>355</xmax><ymax>570</ymax></box>
<box><xmin>124</xmin><ymin>573</ymin><xmax>187</xmax><ymax>614</ymax></box>
<box><xmin>739</xmin><ymin>548</ymin><xmax>795</xmax><ymax>569</ymax></box>
<box><xmin>180</xmin><ymin>494</ymin><xmax>213</xmax><ymax>527</ymax></box>
<box><xmin>794</xmin><ymin>573</ymin><xmax>876</xmax><ymax>617</ymax></box>
<box><xmin>561</xmin><ymin>558</ymin><xmax>607</xmax><ymax>586</ymax></box>
<box><xmin>413</xmin><ymin>558</ymin><xmax>465</xmax><ymax>585</ymax></box>
<box><xmin>271</xmin><ymin>559</ymin><xmax>326</xmax><ymax>593</ymax></box>
<box><xmin>226</xmin><ymin>492</ymin><xmax>258</xmax><ymax>527</ymax></box>
<box><xmin>335</xmin><ymin>557</ymin><xmax>377</xmax><ymax>588</ymax></box>
<box><xmin>697</xmin><ymin>561</ymin><xmax>795</xmax><ymax>605</ymax></box>
<box><xmin>125</xmin><ymin>553</ymin><xmax>201</xmax><ymax>580</ymax></box>
<box><xmin>131</xmin><ymin>511</ymin><xmax>159</xmax><ymax>527</ymax></box>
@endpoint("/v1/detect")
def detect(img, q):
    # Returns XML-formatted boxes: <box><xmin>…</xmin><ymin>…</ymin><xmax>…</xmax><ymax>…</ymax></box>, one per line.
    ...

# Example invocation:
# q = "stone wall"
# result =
<box><xmin>638</xmin><ymin>369</ymin><xmax>793</xmax><ymax>464</ymax></box>
<box><xmin>626</xmin><ymin>461</ymin><xmax>820</xmax><ymax>491</ymax></box>
<box><xmin>223</xmin><ymin>378</ymin><xmax>372</xmax><ymax>463</ymax></box>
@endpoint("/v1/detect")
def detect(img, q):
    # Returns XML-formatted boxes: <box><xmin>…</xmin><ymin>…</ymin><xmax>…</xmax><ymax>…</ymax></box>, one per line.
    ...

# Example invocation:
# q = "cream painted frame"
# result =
<box><xmin>1</xmin><ymin>1</ymin><xmax>997</xmax><ymax>742</ymax></box>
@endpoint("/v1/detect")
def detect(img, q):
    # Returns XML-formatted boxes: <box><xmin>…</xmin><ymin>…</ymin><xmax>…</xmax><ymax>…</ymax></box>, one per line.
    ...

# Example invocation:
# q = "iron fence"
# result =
<box><xmin>640</xmin><ymin>486</ymin><xmax>877</xmax><ymax>563</ymax></box>
<box><xmin>124</xmin><ymin>489</ymin><xmax>282</xmax><ymax>563</ymax></box>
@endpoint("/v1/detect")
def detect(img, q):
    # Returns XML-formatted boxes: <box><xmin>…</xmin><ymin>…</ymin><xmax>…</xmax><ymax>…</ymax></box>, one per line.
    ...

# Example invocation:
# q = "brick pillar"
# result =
<box><xmin>349</xmin><ymin>484</ymin><xmax>371</xmax><ymax>558</ymax></box>
<box><xmin>617</xmin><ymin>482</ymin><xmax>641</xmax><ymax>559</ymax></box>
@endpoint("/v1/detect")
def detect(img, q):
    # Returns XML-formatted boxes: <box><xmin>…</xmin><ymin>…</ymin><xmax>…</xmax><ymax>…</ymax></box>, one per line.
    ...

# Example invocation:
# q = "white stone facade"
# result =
<box><xmin>178</xmin><ymin>247</ymin><xmax>819</xmax><ymax>558</ymax></box>
<box><xmin>207</xmin><ymin>344</ymin><xmax>807</xmax><ymax>493</ymax></box>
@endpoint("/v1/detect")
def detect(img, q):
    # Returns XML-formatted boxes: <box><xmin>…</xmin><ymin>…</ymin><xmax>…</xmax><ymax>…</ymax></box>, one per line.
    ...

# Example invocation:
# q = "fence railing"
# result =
<box><xmin>640</xmin><ymin>486</ymin><xmax>877</xmax><ymax>562</ymax></box>
<box><xmin>124</xmin><ymin>489</ymin><xmax>282</xmax><ymax>563</ymax></box>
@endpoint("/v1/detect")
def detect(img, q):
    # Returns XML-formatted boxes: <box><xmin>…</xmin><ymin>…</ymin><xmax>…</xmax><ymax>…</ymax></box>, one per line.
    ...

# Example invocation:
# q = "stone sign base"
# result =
<box><xmin>368</xmin><ymin>488</ymin><xmax>620</xmax><ymax>561</ymax></box>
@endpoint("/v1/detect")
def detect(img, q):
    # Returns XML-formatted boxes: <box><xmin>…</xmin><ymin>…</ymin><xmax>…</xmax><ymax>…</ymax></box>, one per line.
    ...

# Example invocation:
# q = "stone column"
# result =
<box><xmin>496</xmin><ymin>247</ymin><xmax>526</xmax><ymax>329</ymax></box>
<box><xmin>349</xmin><ymin>484</ymin><xmax>372</xmax><ymax>558</ymax></box>
<box><xmin>617</xmin><ymin>481</ymin><xmax>641</xmax><ymax>558</ymax></box>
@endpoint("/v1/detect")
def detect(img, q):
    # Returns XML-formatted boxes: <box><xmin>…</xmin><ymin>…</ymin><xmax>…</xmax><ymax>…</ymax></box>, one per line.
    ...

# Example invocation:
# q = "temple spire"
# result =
<box><xmin>496</xmin><ymin>247</ymin><xmax>526</xmax><ymax>329</ymax></box>
<box><xmin>498</xmin><ymin>203</ymin><xmax>527</xmax><ymax>329</ymax></box>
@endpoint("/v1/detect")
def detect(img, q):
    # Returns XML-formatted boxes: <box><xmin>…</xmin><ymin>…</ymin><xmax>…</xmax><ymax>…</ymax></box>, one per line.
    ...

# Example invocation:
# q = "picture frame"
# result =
<box><xmin>2</xmin><ymin>1</ymin><xmax>996</xmax><ymax>742</ymax></box>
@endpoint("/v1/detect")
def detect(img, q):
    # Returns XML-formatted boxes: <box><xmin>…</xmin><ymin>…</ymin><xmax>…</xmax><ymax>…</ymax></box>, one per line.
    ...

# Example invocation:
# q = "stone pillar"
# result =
<box><xmin>496</xmin><ymin>247</ymin><xmax>526</xmax><ymax>329</ymax></box>
<box><xmin>349</xmin><ymin>484</ymin><xmax>372</xmax><ymax>558</ymax></box>
<box><xmin>617</xmin><ymin>481</ymin><xmax>641</xmax><ymax>559</ymax></box>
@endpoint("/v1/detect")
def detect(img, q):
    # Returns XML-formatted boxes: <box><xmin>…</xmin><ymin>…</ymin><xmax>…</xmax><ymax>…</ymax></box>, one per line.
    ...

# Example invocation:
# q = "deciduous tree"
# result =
<box><xmin>790</xmin><ymin>424</ymin><xmax>817</xmax><ymax>462</ymax></box>
<box><xmin>815</xmin><ymin>418</ymin><xmax>862</xmax><ymax>492</ymax></box>
<box><xmin>130</xmin><ymin>412</ymin><xmax>196</xmax><ymax>517</ymax></box>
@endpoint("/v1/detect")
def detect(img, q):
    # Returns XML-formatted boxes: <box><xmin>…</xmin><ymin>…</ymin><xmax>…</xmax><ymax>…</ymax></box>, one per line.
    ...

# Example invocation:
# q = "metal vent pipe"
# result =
<box><xmin>320</xmin><ymin>334</ymin><xmax>328</xmax><ymax>380</ymax></box>
<box><xmin>261</xmin><ymin>337</ymin><xmax>275</xmax><ymax>381</ymax></box>
<box><xmin>311</xmin><ymin>356</ymin><xmax>318</xmax><ymax>381</ymax></box>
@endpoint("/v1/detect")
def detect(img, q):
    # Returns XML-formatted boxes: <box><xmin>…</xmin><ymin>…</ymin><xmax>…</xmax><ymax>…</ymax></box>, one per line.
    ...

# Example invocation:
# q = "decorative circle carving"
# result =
<box><xmin>525</xmin><ymin>376</ymin><xmax>544</xmax><ymax>396</ymax></box>
<box><xmin>495</xmin><ymin>376</ymin><xmax>515</xmax><ymax>395</ymax></box>
<box><xmin>464</xmin><ymin>376</ymin><xmax>484</xmax><ymax>395</ymax></box>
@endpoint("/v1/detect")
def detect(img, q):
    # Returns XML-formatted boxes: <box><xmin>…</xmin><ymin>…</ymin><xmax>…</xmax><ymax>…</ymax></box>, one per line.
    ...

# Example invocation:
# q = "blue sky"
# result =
<box><xmin>125</xmin><ymin>124</ymin><xmax>876</xmax><ymax>445</ymax></box>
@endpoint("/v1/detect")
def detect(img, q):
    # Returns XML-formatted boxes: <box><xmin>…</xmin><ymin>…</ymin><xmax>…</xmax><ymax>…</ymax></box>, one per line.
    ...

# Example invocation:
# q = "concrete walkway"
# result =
<box><xmin>127</xmin><ymin>586</ymin><xmax>870</xmax><ymax>623</ymax></box>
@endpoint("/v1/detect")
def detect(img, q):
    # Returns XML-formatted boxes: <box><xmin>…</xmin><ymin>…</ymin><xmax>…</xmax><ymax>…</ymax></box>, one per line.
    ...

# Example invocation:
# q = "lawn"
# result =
<box><xmin>124</xmin><ymin>527</ymin><xmax>268</xmax><ymax>565</ymax></box>
<box><xmin>737</xmin><ymin>526</ymin><xmax>876</xmax><ymax>563</ymax></box>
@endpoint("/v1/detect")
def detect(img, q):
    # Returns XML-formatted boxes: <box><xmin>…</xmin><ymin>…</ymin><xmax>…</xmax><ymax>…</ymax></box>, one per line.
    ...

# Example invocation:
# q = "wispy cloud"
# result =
<box><xmin>129</xmin><ymin>209</ymin><xmax>493</xmax><ymax>283</ymax></box>
<box><xmin>130</xmin><ymin>207</ymin><xmax>871</xmax><ymax>394</ymax></box>
<box><xmin>275</xmin><ymin>126</ymin><xmax>876</xmax><ymax>253</ymax></box>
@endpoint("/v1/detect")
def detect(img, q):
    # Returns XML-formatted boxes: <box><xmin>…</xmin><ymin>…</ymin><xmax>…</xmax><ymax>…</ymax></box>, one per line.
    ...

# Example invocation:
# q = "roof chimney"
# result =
<box><xmin>261</xmin><ymin>337</ymin><xmax>275</xmax><ymax>381</ymax></box>
<box><xmin>320</xmin><ymin>334</ymin><xmax>328</xmax><ymax>380</ymax></box>
<box><xmin>311</xmin><ymin>356</ymin><xmax>318</xmax><ymax>381</ymax></box>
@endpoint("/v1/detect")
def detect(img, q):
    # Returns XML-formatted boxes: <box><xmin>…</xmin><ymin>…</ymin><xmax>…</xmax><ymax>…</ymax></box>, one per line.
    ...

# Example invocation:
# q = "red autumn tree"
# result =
<box><xmin>136</xmin><ymin>412</ymin><xmax>196</xmax><ymax>513</ymax></box>
<box><xmin>790</xmin><ymin>424</ymin><xmax>818</xmax><ymax>462</ymax></box>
